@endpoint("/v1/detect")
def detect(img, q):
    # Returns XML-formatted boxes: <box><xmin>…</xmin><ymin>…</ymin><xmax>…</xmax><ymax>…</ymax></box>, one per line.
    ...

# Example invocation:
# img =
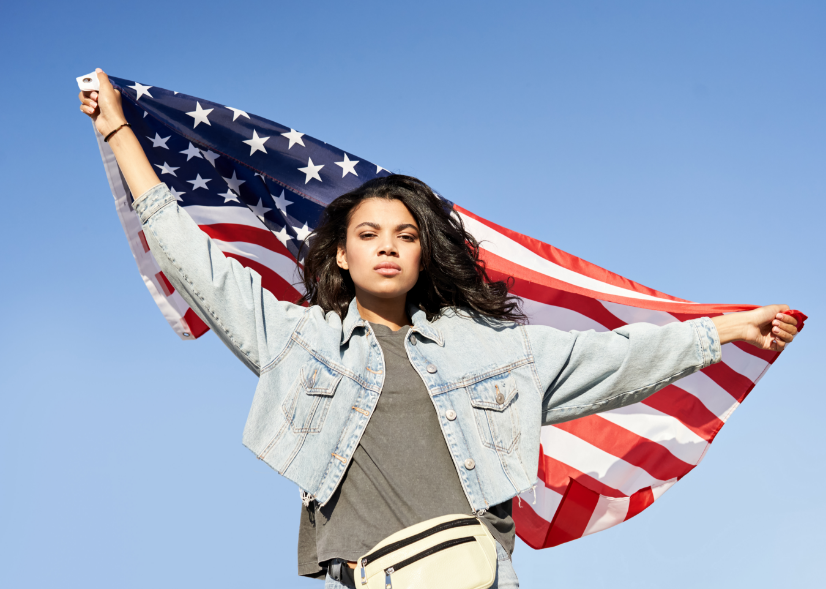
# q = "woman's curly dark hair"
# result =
<box><xmin>297</xmin><ymin>174</ymin><xmax>525</xmax><ymax>323</ymax></box>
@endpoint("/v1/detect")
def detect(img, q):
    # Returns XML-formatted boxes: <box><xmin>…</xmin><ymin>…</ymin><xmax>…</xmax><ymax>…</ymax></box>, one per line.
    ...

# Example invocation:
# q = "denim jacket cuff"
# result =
<box><xmin>687</xmin><ymin>317</ymin><xmax>722</xmax><ymax>368</ymax></box>
<box><xmin>131</xmin><ymin>182</ymin><xmax>175</xmax><ymax>224</ymax></box>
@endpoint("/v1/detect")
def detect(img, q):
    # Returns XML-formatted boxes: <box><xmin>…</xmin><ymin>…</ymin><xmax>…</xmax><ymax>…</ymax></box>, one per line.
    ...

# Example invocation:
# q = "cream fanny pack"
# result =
<box><xmin>356</xmin><ymin>513</ymin><xmax>497</xmax><ymax>589</ymax></box>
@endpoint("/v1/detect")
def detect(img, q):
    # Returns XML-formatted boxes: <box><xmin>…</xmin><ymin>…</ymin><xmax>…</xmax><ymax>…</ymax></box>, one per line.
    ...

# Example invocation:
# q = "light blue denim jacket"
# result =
<box><xmin>133</xmin><ymin>183</ymin><xmax>722</xmax><ymax>513</ymax></box>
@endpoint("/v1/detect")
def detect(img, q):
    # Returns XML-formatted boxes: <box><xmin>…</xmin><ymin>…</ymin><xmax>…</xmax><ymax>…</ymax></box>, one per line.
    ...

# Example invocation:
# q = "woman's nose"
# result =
<box><xmin>378</xmin><ymin>238</ymin><xmax>398</xmax><ymax>256</ymax></box>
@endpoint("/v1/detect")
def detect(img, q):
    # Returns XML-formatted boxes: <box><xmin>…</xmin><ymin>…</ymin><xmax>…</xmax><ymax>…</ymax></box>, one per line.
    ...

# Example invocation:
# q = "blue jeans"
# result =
<box><xmin>323</xmin><ymin>541</ymin><xmax>519</xmax><ymax>588</ymax></box>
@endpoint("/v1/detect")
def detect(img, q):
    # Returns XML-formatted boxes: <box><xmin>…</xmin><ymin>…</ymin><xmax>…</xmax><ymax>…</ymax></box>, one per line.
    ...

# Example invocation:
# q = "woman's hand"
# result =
<box><xmin>76</xmin><ymin>68</ymin><xmax>161</xmax><ymax>197</ymax></box>
<box><xmin>78</xmin><ymin>68</ymin><xmax>126</xmax><ymax>137</ymax></box>
<box><xmin>711</xmin><ymin>305</ymin><xmax>800</xmax><ymax>351</ymax></box>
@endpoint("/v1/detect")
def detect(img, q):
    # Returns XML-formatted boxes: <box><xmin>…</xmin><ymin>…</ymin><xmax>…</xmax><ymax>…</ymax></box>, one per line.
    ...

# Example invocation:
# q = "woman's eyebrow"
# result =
<box><xmin>353</xmin><ymin>222</ymin><xmax>419</xmax><ymax>232</ymax></box>
<box><xmin>354</xmin><ymin>222</ymin><xmax>380</xmax><ymax>230</ymax></box>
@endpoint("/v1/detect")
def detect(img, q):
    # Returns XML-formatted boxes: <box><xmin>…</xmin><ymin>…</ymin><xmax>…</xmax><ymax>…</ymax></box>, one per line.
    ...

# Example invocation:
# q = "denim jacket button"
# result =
<box><xmin>445</xmin><ymin>409</ymin><xmax>457</xmax><ymax>421</ymax></box>
<box><xmin>495</xmin><ymin>392</ymin><xmax>505</xmax><ymax>404</ymax></box>
<box><xmin>426</xmin><ymin>364</ymin><xmax>438</xmax><ymax>373</ymax></box>
<box><xmin>464</xmin><ymin>458</ymin><xmax>476</xmax><ymax>470</ymax></box>
<box><xmin>410</xmin><ymin>334</ymin><xmax>417</xmax><ymax>345</ymax></box>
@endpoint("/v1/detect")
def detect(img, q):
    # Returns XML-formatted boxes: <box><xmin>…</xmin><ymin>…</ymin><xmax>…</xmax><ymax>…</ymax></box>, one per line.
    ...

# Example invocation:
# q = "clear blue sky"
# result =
<box><xmin>1</xmin><ymin>1</ymin><xmax>823</xmax><ymax>587</ymax></box>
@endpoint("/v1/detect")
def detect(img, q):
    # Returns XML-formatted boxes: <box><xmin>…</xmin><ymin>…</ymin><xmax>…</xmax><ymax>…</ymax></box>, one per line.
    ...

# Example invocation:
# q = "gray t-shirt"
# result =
<box><xmin>298</xmin><ymin>322</ymin><xmax>514</xmax><ymax>578</ymax></box>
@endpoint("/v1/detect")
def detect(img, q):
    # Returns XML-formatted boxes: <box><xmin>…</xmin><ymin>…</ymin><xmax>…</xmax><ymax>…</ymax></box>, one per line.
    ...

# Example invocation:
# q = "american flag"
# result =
<box><xmin>89</xmin><ymin>75</ymin><xmax>781</xmax><ymax>550</ymax></box>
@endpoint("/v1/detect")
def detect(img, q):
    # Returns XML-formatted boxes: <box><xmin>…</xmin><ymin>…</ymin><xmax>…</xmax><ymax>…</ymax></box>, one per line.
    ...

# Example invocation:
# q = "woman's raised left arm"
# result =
<box><xmin>525</xmin><ymin>305</ymin><xmax>800</xmax><ymax>426</ymax></box>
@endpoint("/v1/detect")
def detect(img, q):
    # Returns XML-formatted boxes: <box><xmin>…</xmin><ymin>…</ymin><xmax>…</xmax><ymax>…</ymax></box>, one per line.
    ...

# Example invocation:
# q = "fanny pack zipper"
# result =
<box><xmin>382</xmin><ymin>536</ymin><xmax>476</xmax><ymax>589</ymax></box>
<box><xmin>360</xmin><ymin>517</ymin><xmax>482</xmax><ymax>583</ymax></box>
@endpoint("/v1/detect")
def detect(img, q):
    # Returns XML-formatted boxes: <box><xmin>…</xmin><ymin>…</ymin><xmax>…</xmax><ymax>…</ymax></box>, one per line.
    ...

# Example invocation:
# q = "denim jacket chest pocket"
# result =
<box><xmin>466</xmin><ymin>372</ymin><xmax>520</xmax><ymax>454</ymax></box>
<box><xmin>282</xmin><ymin>361</ymin><xmax>343</xmax><ymax>434</ymax></box>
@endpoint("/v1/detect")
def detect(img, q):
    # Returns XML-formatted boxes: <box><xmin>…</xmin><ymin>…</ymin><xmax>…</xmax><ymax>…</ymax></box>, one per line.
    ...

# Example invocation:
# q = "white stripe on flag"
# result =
<box><xmin>183</xmin><ymin>204</ymin><xmax>266</xmax><ymax>228</ymax></box>
<box><xmin>458</xmin><ymin>212</ymin><xmax>687</xmax><ymax>304</ymax></box>
<box><xmin>651</xmin><ymin>478</ymin><xmax>678</xmax><ymax>500</ymax></box>
<box><xmin>598</xmin><ymin>300</ymin><xmax>680</xmax><ymax>326</ymax></box>
<box><xmin>583</xmin><ymin>495</ymin><xmax>630</xmax><ymax>536</ymax></box>
<box><xmin>541</xmin><ymin>426</ymin><xmax>669</xmax><ymax>496</ymax></box>
<box><xmin>599</xmin><ymin>405</ymin><xmax>709</xmax><ymax>466</ymax></box>
<box><xmin>721</xmin><ymin>343</ymin><xmax>770</xmax><ymax>383</ymax></box>
<box><xmin>518</xmin><ymin>478</ymin><xmax>564</xmax><ymax>522</ymax></box>
<box><xmin>211</xmin><ymin>240</ymin><xmax>304</xmax><ymax>293</ymax></box>
<box><xmin>521</xmin><ymin>298</ymin><xmax>609</xmax><ymax>332</ymax></box>
<box><xmin>672</xmin><ymin>371</ymin><xmax>740</xmax><ymax>422</ymax></box>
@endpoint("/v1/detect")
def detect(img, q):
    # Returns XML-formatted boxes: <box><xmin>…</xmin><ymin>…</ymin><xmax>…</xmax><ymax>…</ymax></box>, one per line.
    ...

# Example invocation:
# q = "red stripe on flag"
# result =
<box><xmin>223</xmin><ymin>252</ymin><xmax>302</xmax><ymax>303</ymax></box>
<box><xmin>625</xmin><ymin>487</ymin><xmax>655</xmax><ymax>521</ymax></box>
<box><xmin>542</xmin><ymin>453</ymin><xmax>625</xmax><ymax>498</ymax></box>
<box><xmin>182</xmin><ymin>308</ymin><xmax>210</xmax><ymax>338</ymax></box>
<box><xmin>554</xmin><ymin>415</ymin><xmax>695</xmax><ymax>482</ymax></box>
<box><xmin>511</xmin><ymin>496</ymin><xmax>554</xmax><ymax>550</ymax></box>
<box><xmin>199</xmin><ymin>223</ymin><xmax>293</xmax><ymax>258</ymax></box>
<box><xmin>155</xmin><ymin>271</ymin><xmax>174</xmax><ymax>297</ymax></box>
<box><xmin>138</xmin><ymin>230</ymin><xmax>150</xmax><ymax>253</ymax></box>
<box><xmin>489</xmin><ymin>270</ymin><xmax>626</xmax><ymax>330</ymax></box>
<box><xmin>459</xmin><ymin>204</ymin><xmax>687</xmax><ymax>303</ymax></box>
<box><xmin>480</xmin><ymin>247</ymin><xmax>756</xmax><ymax>315</ymax></box>
<box><xmin>545</xmin><ymin>478</ymin><xmax>600</xmax><ymax>547</ymax></box>
<box><xmin>642</xmin><ymin>384</ymin><xmax>725</xmax><ymax>442</ymax></box>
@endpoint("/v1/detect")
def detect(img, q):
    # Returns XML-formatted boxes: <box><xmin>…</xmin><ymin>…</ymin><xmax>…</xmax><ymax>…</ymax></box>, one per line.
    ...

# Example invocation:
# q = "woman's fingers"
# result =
<box><xmin>78</xmin><ymin>90</ymin><xmax>101</xmax><ymax>117</ymax></box>
<box><xmin>772</xmin><ymin>314</ymin><xmax>798</xmax><ymax>338</ymax></box>
<box><xmin>772</xmin><ymin>327</ymin><xmax>795</xmax><ymax>342</ymax></box>
<box><xmin>772</xmin><ymin>321</ymin><xmax>798</xmax><ymax>336</ymax></box>
<box><xmin>776</xmin><ymin>313</ymin><xmax>799</xmax><ymax>327</ymax></box>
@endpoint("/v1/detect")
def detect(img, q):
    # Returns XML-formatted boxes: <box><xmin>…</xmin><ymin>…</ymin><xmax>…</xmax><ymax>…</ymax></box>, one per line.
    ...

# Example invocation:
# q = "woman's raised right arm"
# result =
<box><xmin>79</xmin><ymin>69</ymin><xmax>164</xmax><ymax>199</ymax></box>
<box><xmin>80</xmin><ymin>69</ymin><xmax>306</xmax><ymax>375</ymax></box>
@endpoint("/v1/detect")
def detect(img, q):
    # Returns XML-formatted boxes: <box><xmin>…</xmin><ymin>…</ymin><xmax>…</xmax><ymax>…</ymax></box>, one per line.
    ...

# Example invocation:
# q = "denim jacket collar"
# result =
<box><xmin>340</xmin><ymin>297</ymin><xmax>444</xmax><ymax>346</ymax></box>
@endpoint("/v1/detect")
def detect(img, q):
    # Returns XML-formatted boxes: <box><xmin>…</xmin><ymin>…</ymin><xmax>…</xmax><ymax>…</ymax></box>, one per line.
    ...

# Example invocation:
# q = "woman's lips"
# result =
<box><xmin>374</xmin><ymin>263</ymin><xmax>401</xmax><ymax>276</ymax></box>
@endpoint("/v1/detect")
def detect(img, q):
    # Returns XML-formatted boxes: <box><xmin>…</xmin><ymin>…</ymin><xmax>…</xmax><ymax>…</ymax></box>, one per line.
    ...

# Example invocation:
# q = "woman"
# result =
<box><xmin>79</xmin><ymin>70</ymin><xmax>800</xmax><ymax>588</ymax></box>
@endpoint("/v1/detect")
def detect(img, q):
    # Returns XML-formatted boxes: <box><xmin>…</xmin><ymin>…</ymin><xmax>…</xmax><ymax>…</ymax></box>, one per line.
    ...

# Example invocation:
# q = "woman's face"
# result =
<box><xmin>337</xmin><ymin>197</ymin><xmax>423</xmax><ymax>304</ymax></box>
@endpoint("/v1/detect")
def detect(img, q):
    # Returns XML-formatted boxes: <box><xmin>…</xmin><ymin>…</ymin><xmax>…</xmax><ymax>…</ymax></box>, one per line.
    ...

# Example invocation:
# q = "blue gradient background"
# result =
<box><xmin>1</xmin><ymin>2</ymin><xmax>823</xmax><ymax>587</ymax></box>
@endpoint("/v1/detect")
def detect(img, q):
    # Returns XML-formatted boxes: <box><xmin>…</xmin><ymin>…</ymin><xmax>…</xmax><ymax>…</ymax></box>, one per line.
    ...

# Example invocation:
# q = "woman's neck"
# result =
<box><xmin>354</xmin><ymin>291</ymin><xmax>411</xmax><ymax>332</ymax></box>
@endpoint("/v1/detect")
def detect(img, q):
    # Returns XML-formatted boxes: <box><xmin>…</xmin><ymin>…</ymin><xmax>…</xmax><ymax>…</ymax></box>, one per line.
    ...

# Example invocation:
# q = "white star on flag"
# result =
<box><xmin>147</xmin><ymin>133</ymin><xmax>170</xmax><ymax>149</ymax></box>
<box><xmin>298</xmin><ymin>157</ymin><xmax>324</xmax><ymax>184</ymax></box>
<box><xmin>226</xmin><ymin>107</ymin><xmax>250</xmax><ymax>121</ymax></box>
<box><xmin>281</xmin><ymin>129</ymin><xmax>305</xmax><ymax>149</ymax></box>
<box><xmin>273</xmin><ymin>189</ymin><xmax>293</xmax><ymax>214</ymax></box>
<box><xmin>243</xmin><ymin>129</ymin><xmax>270</xmax><ymax>156</ymax></box>
<box><xmin>187</xmin><ymin>174</ymin><xmax>211</xmax><ymax>190</ymax></box>
<box><xmin>169</xmin><ymin>187</ymin><xmax>185</xmax><ymax>201</ymax></box>
<box><xmin>186</xmin><ymin>102</ymin><xmax>213</xmax><ymax>128</ymax></box>
<box><xmin>274</xmin><ymin>225</ymin><xmax>293</xmax><ymax>247</ymax></box>
<box><xmin>154</xmin><ymin>162</ymin><xmax>179</xmax><ymax>176</ymax></box>
<box><xmin>334</xmin><ymin>153</ymin><xmax>359</xmax><ymax>177</ymax></box>
<box><xmin>129</xmin><ymin>82</ymin><xmax>153</xmax><ymax>101</ymax></box>
<box><xmin>202</xmin><ymin>150</ymin><xmax>220</xmax><ymax>167</ymax></box>
<box><xmin>222</xmin><ymin>171</ymin><xmax>246</xmax><ymax>194</ymax></box>
<box><xmin>248</xmin><ymin>198</ymin><xmax>271</xmax><ymax>218</ymax></box>
<box><xmin>218</xmin><ymin>190</ymin><xmax>240</xmax><ymax>204</ymax></box>
<box><xmin>376</xmin><ymin>165</ymin><xmax>387</xmax><ymax>174</ymax></box>
<box><xmin>180</xmin><ymin>142</ymin><xmax>203</xmax><ymax>161</ymax></box>
<box><xmin>292</xmin><ymin>222</ymin><xmax>313</xmax><ymax>243</ymax></box>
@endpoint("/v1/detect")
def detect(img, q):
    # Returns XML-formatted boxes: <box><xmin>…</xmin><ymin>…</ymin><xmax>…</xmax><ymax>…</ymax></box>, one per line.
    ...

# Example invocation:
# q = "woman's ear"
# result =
<box><xmin>336</xmin><ymin>246</ymin><xmax>349</xmax><ymax>270</ymax></box>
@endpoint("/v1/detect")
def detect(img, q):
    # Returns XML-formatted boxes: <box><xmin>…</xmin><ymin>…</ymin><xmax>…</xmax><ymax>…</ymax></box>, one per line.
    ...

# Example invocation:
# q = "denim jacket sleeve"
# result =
<box><xmin>132</xmin><ymin>183</ymin><xmax>307</xmax><ymax>375</ymax></box>
<box><xmin>524</xmin><ymin>317</ymin><xmax>722</xmax><ymax>425</ymax></box>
